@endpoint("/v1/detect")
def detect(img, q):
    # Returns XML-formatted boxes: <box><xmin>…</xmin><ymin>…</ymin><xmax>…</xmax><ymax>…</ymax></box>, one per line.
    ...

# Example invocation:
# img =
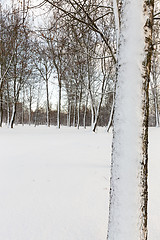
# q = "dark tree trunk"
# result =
<box><xmin>10</xmin><ymin>103</ymin><xmax>17</xmax><ymax>129</ymax></box>
<box><xmin>46</xmin><ymin>77</ymin><xmax>50</xmax><ymax>127</ymax></box>
<box><xmin>0</xmin><ymin>91</ymin><xmax>3</xmax><ymax>127</ymax></box>
<box><xmin>57</xmin><ymin>76</ymin><xmax>61</xmax><ymax>129</ymax></box>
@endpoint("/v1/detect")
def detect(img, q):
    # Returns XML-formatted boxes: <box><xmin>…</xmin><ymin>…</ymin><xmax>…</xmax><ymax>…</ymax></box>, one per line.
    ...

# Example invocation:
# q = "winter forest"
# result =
<box><xmin>0</xmin><ymin>0</ymin><xmax>159</xmax><ymax>130</ymax></box>
<box><xmin>0</xmin><ymin>0</ymin><xmax>160</xmax><ymax>240</ymax></box>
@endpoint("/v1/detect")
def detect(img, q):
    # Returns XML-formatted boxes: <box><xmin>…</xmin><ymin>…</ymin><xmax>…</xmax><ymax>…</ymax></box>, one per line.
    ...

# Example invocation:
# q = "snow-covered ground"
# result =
<box><xmin>0</xmin><ymin>126</ymin><xmax>159</xmax><ymax>240</ymax></box>
<box><xmin>148</xmin><ymin>128</ymin><xmax>160</xmax><ymax>239</ymax></box>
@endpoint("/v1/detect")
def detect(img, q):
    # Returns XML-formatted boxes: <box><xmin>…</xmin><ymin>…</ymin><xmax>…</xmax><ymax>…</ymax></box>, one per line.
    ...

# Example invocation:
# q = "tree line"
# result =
<box><xmin>0</xmin><ymin>0</ymin><xmax>160</xmax><ymax>130</ymax></box>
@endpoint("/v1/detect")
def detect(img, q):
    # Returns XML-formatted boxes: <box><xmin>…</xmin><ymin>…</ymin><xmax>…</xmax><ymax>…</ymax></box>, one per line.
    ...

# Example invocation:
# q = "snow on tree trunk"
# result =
<box><xmin>77</xmin><ymin>85</ymin><xmax>82</xmax><ymax>129</ymax></box>
<box><xmin>155</xmin><ymin>99</ymin><xmax>159</xmax><ymax>127</ymax></box>
<box><xmin>73</xmin><ymin>92</ymin><xmax>77</xmax><ymax>127</ymax></box>
<box><xmin>10</xmin><ymin>103</ymin><xmax>16</xmax><ymax>129</ymax></box>
<box><xmin>29</xmin><ymin>85</ymin><xmax>32</xmax><ymax>126</ymax></box>
<box><xmin>67</xmin><ymin>101</ymin><xmax>71</xmax><ymax>127</ymax></box>
<box><xmin>46</xmin><ymin>78</ymin><xmax>50</xmax><ymax>127</ymax></box>
<box><xmin>107</xmin><ymin>1</ymin><xmax>154</xmax><ymax>240</ymax></box>
<box><xmin>113</xmin><ymin>0</ymin><xmax>120</xmax><ymax>53</ymax></box>
<box><xmin>150</xmin><ymin>78</ymin><xmax>159</xmax><ymax>127</ymax></box>
<box><xmin>22</xmin><ymin>87</ymin><xmax>25</xmax><ymax>126</ymax></box>
<box><xmin>106</xmin><ymin>98</ymin><xmax>114</xmax><ymax>133</ymax></box>
<box><xmin>7</xmin><ymin>104</ymin><xmax>10</xmax><ymax>127</ymax></box>
<box><xmin>57</xmin><ymin>79</ymin><xmax>61</xmax><ymax>129</ymax></box>
<box><xmin>83</xmin><ymin>91</ymin><xmax>88</xmax><ymax>129</ymax></box>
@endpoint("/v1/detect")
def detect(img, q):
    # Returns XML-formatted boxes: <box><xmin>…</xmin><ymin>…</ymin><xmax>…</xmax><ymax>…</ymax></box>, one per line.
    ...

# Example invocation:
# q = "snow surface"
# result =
<box><xmin>0</xmin><ymin>126</ymin><xmax>159</xmax><ymax>240</ymax></box>
<box><xmin>0</xmin><ymin>126</ymin><xmax>111</xmax><ymax>240</ymax></box>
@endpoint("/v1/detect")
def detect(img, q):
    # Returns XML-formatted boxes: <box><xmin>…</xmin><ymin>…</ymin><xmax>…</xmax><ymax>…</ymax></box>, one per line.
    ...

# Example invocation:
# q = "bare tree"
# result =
<box><xmin>107</xmin><ymin>1</ymin><xmax>154</xmax><ymax>239</ymax></box>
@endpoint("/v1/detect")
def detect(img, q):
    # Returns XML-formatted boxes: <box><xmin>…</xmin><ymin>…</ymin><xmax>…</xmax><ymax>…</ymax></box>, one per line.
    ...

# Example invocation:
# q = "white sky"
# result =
<box><xmin>1</xmin><ymin>0</ymin><xmax>60</xmax><ymax>110</ymax></box>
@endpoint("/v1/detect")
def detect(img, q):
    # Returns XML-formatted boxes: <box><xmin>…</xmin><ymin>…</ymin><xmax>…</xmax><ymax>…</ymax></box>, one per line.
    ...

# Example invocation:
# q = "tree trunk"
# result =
<box><xmin>67</xmin><ymin>100</ymin><xmax>71</xmax><ymax>127</ymax></box>
<box><xmin>7</xmin><ymin>104</ymin><xmax>10</xmax><ymax>127</ymax></box>
<box><xmin>34</xmin><ymin>84</ymin><xmax>41</xmax><ymax>127</ymax></box>
<box><xmin>83</xmin><ymin>91</ymin><xmax>88</xmax><ymax>129</ymax></box>
<box><xmin>91</xmin><ymin>105</ymin><xmax>95</xmax><ymax>129</ymax></box>
<box><xmin>155</xmin><ymin>97</ymin><xmax>159</xmax><ymax>127</ymax></box>
<box><xmin>77</xmin><ymin>83</ymin><xmax>82</xmax><ymax>129</ymax></box>
<box><xmin>0</xmin><ymin>91</ymin><xmax>3</xmax><ymax>127</ymax></box>
<box><xmin>0</xmin><ymin>63</ymin><xmax>4</xmax><ymax>127</ymax></box>
<box><xmin>73</xmin><ymin>91</ymin><xmax>77</xmax><ymax>127</ymax></box>
<box><xmin>22</xmin><ymin>87</ymin><xmax>25</xmax><ymax>126</ymax></box>
<box><xmin>10</xmin><ymin>102</ymin><xmax>16</xmax><ymax>129</ymax></box>
<box><xmin>107</xmin><ymin>1</ymin><xmax>154</xmax><ymax>240</ymax></box>
<box><xmin>46</xmin><ymin>77</ymin><xmax>50</xmax><ymax>127</ymax></box>
<box><xmin>6</xmin><ymin>81</ymin><xmax>10</xmax><ymax>127</ymax></box>
<box><xmin>106</xmin><ymin>97</ymin><xmax>114</xmax><ymax>133</ymax></box>
<box><xmin>77</xmin><ymin>101</ymin><xmax>80</xmax><ymax>129</ymax></box>
<box><xmin>57</xmin><ymin>76</ymin><xmax>61</xmax><ymax>129</ymax></box>
<box><xmin>29</xmin><ymin>85</ymin><xmax>32</xmax><ymax>126</ymax></box>
<box><xmin>150</xmin><ymin>81</ymin><xmax>159</xmax><ymax>127</ymax></box>
<box><xmin>92</xmin><ymin>73</ymin><xmax>107</xmax><ymax>132</ymax></box>
<box><xmin>92</xmin><ymin>103</ymin><xmax>101</xmax><ymax>132</ymax></box>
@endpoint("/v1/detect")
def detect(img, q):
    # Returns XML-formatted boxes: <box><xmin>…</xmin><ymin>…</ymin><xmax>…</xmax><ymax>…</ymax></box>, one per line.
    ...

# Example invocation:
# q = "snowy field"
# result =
<box><xmin>0</xmin><ymin>126</ymin><xmax>159</xmax><ymax>240</ymax></box>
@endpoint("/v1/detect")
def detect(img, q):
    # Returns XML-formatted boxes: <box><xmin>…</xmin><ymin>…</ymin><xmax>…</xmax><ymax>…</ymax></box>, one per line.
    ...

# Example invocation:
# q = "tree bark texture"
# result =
<box><xmin>107</xmin><ymin>1</ymin><xmax>154</xmax><ymax>240</ymax></box>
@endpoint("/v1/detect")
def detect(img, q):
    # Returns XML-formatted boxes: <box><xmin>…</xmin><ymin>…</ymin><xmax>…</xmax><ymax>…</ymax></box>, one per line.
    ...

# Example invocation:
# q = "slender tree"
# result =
<box><xmin>107</xmin><ymin>0</ymin><xmax>154</xmax><ymax>240</ymax></box>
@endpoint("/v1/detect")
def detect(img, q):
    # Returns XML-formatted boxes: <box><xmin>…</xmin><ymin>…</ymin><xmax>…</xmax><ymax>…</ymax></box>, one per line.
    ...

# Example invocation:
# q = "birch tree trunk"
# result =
<box><xmin>46</xmin><ymin>77</ymin><xmax>50</xmax><ymax>127</ymax></box>
<box><xmin>10</xmin><ymin>102</ymin><xmax>17</xmax><ymax>129</ymax></box>
<box><xmin>0</xmin><ymin>90</ymin><xmax>3</xmax><ymax>127</ymax></box>
<box><xmin>6</xmin><ymin>81</ymin><xmax>10</xmax><ymax>127</ymax></box>
<box><xmin>67</xmin><ymin>100</ymin><xmax>71</xmax><ymax>127</ymax></box>
<box><xmin>77</xmin><ymin>83</ymin><xmax>82</xmax><ymax>129</ymax></box>
<box><xmin>22</xmin><ymin>87</ymin><xmax>25</xmax><ymax>126</ymax></box>
<box><xmin>107</xmin><ymin>1</ymin><xmax>154</xmax><ymax>240</ymax></box>
<box><xmin>154</xmin><ymin>96</ymin><xmax>159</xmax><ymax>127</ymax></box>
<box><xmin>83</xmin><ymin>91</ymin><xmax>88</xmax><ymax>129</ymax></box>
<box><xmin>0</xmin><ymin>64</ymin><xmax>3</xmax><ymax>127</ymax></box>
<box><xmin>150</xmin><ymin>80</ymin><xmax>159</xmax><ymax>127</ymax></box>
<box><xmin>73</xmin><ymin>91</ymin><xmax>77</xmax><ymax>127</ymax></box>
<box><xmin>106</xmin><ymin>98</ymin><xmax>114</xmax><ymax>133</ymax></box>
<box><xmin>57</xmin><ymin>75</ymin><xmax>61</xmax><ymax>129</ymax></box>
<box><xmin>29</xmin><ymin>85</ymin><xmax>32</xmax><ymax>126</ymax></box>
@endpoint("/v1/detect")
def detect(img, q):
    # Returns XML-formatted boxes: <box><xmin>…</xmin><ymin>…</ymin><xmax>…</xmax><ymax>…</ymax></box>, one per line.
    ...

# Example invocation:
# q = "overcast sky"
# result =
<box><xmin>1</xmin><ymin>0</ymin><xmax>59</xmax><ymax>109</ymax></box>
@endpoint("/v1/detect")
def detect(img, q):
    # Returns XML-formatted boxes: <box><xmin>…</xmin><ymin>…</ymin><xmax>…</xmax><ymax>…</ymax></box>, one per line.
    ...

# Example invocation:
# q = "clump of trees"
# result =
<box><xmin>0</xmin><ymin>0</ymin><xmax>160</xmax><ymax>131</ymax></box>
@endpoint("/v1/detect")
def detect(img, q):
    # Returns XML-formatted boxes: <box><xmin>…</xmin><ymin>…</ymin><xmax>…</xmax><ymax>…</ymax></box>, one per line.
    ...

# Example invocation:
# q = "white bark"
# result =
<box><xmin>106</xmin><ymin>98</ymin><xmax>114</xmax><ymax>133</ymax></box>
<box><xmin>29</xmin><ymin>85</ymin><xmax>32</xmax><ymax>126</ymax></box>
<box><xmin>57</xmin><ymin>82</ymin><xmax>61</xmax><ymax>129</ymax></box>
<box><xmin>77</xmin><ymin>101</ymin><xmax>80</xmax><ymax>129</ymax></box>
<box><xmin>46</xmin><ymin>78</ymin><xmax>50</xmax><ymax>127</ymax></box>
<box><xmin>7</xmin><ymin>105</ymin><xmax>10</xmax><ymax>127</ymax></box>
<box><xmin>67</xmin><ymin>102</ymin><xmax>71</xmax><ymax>127</ymax></box>
<box><xmin>9</xmin><ymin>104</ymin><xmax>15</xmax><ymax>128</ymax></box>
<box><xmin>22</xmin><ymin>88</ymin><xmax>25</xmax><ymax>126</ymax></box>
<box><xmin>150</xmin><ymin>80</ymin><xmax>159</xmax><ymax>127</ymax></box>
<box><xmin>113</xmin><ymin>0</ymin><xmax>120</xmax><ymax>54</ymax></box>
<box><xmin>91</xmin><ymin>106</ymin><xmax>95</xmax><ymax>129</ymax></box>
<box><xmin>155</xmin><ymin>100</ymin><xmax>159</xmax><ymax>127</ymax></box>
<box><xmin>107</xmin><ymin>0</ymin><xmax>153</xmax><ymax>239</ymax></box>
<box><xmin>83</xmin><ymin>91</ymin><xmax>88</xmax><ymax>129</ymax></box>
